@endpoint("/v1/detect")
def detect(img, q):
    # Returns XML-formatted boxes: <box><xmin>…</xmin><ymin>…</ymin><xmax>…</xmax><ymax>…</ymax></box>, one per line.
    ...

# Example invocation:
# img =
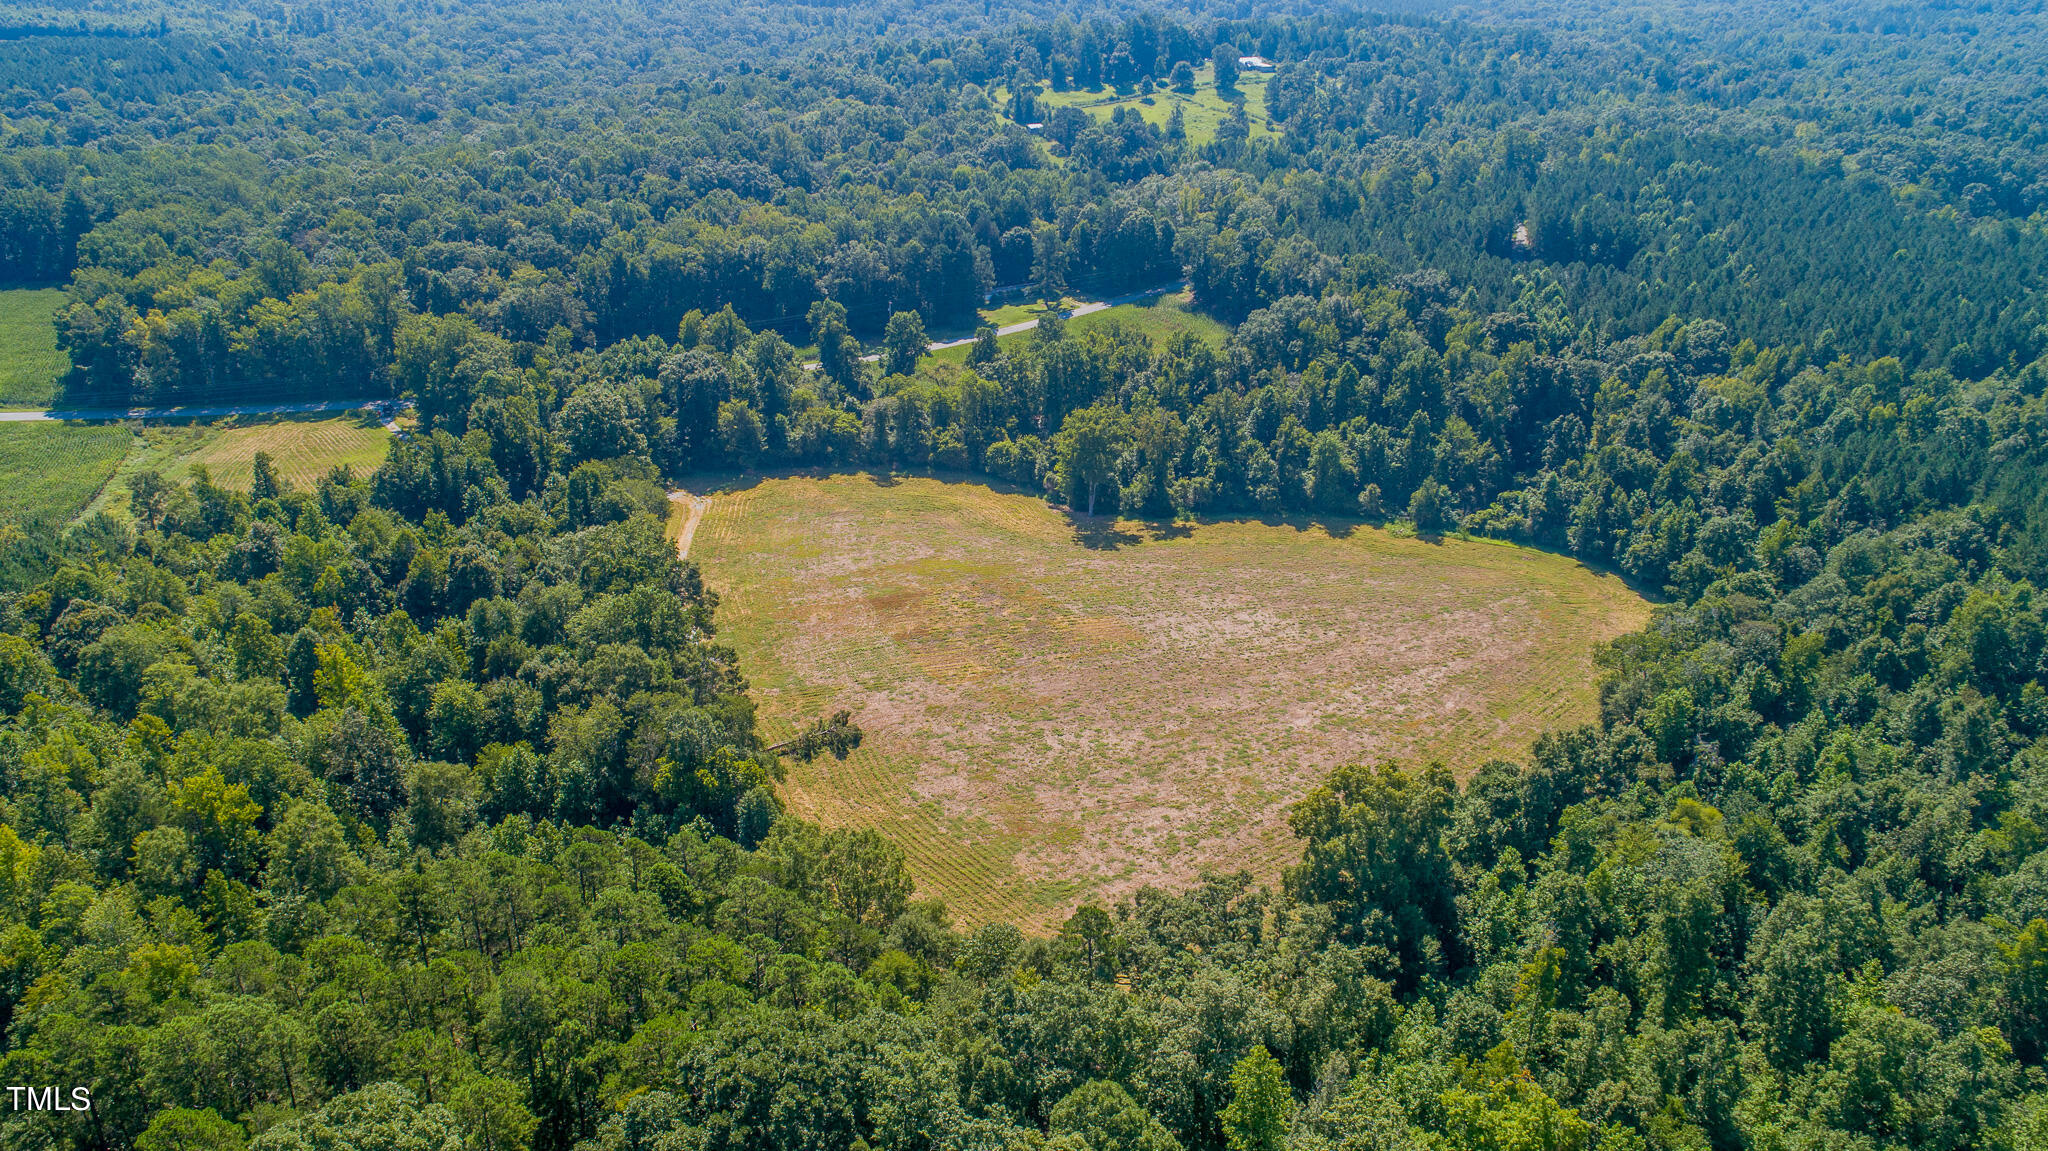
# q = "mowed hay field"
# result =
<box><xmin>169</xmin><ymin>416</ymin><xmax>391</xmax><ymax>491</ymax></box>
<box><xmin>693</xmin><ymin>473</ymin><xmax>1652</xmax><ymax>930</ymax></box>
<box><xmin>0</xmin><ymin>422</ymin><xmax>133</xmax><ymax>523</ymax></box>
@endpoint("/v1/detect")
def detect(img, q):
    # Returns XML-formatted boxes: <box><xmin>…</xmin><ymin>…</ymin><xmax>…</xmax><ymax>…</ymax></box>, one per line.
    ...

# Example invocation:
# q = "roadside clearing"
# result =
<box><xmin>802</xmin><ymin>280</ymin><xmax>1188</xmax><ymax>370</ymax></box>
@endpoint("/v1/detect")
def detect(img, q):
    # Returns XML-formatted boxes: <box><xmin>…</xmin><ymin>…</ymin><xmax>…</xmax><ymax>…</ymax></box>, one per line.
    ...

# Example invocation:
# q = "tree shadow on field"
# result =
<box><xmin>1059</xmin><ymin>507</ymin><xmax>1415</xmax><ymax>551</ymax></box>
<box><xmin>1058</xmin><ymin>508</ymin><xmax>1207</xmax><ymax>550</ymax></box>
<box><xmin>1063</xmin><ymin>512</ymin><xmax>1144</xmax><ymax>549</ymax></box>
<box><xmin>1299</xmin><ymin>513</ymin><xmax>1368</xmax><ymax>541</ymax></box>
<box><xmin>1153</xmin><ymin>509</ymin><xmax>1381</xmax><ymax>544</ymax></box>
<box><xmin>674</xmin><ymin>469</ymin><xmax>773</xmax><ymax>498</ymax></box>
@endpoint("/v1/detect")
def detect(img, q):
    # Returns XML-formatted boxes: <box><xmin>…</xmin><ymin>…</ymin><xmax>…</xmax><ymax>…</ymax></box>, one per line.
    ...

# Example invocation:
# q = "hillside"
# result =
<box><xmin>2</xmin><ymin>2</ymin><xmax>2048</xmax><ymax>1150</ymax></box>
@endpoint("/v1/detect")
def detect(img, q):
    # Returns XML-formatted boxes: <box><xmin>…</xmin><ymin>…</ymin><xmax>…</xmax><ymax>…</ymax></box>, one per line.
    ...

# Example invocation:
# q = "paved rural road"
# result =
<box><xmin>0</xmin><ymin>398</ymin><xmax>406</xmax><ymax>431</ymax></box>
<box><xmin>802</xmin><ymin>280</ymin><xmax>1189</xmax><ymax>370</ymax></box>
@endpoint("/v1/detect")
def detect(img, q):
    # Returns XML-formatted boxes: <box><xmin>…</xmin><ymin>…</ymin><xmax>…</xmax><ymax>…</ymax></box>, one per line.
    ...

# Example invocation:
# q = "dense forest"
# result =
<box><xmin>8</xmin><ymin>0</ymin><xmax>2045</xmax><ymax>408</ymax></box>
<box><xmin>6</xmin><ymin>1</ymin><xmax>2048</xmax><ymax>1150</ymax></box>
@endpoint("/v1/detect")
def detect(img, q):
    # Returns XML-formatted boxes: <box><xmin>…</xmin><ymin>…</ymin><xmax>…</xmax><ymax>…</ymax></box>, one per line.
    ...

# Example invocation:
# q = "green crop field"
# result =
<box><xmin>0</xmin><ymin>422</ymin><xmax>134</xmax><ymax>523</ymax></box>
<box><xmin>691</xmin><ymin>473</ymin><xmax>1651</xmax><ymax>929</ymax></box>
<box><xmin>0</xmin><ymin>289</ymin><xmax>69</xmax><ymax>408</ymax></box>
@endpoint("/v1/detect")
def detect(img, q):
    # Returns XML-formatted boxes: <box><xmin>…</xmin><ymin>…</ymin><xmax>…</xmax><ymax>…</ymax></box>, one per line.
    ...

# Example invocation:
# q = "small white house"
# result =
<box><xmin>1238</xmin><ymin>55</ymin><xmax>1276</xmax><ymax>71</ymax></box>
<box><xmin>1025</xmin><ymin>122</ymin><xmax>1044</xmax><ymax>133</ymax></box>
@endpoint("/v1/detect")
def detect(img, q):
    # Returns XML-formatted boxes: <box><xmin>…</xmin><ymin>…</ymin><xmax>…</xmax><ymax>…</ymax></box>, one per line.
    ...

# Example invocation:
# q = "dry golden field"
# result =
<box><xmin>690</xmin><ymin>473</ymin><xmax>1652</xmax><ymax>930</ymax></box>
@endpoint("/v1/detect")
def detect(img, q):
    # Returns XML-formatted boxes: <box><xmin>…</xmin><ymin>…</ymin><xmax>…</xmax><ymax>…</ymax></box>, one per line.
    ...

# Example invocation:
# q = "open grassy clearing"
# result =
<box><xmin>1004</xmin><ymin>64</ymin><xmax>1275</xmax><ymax>148</ymax></box>
<box><xmin>807</xmin><ymin>291</ymin><xmax>1201</xmax><ymax>368</ymax></box>
<box><xmin>938</xmin><ymin>298</ymin><xmax>1081</xmax><ymax>338</ymax></box>
<box><xmin>0</xmin><ymin>288</ymin><xmax>69</xmax><ymax>408</ymax></box>
<box><xmin>1070</xmin><ymin>289</ymin><xmax>1228</xmax><ymax>344</ymax></box>
<box><xmin>692</xmin><ymin>473</ymin><xmax>1650</xmax><ymax>930</ymax></box>
<box><xmin>164</xmin><ymin>414</ymin><xmax>392</xmax><ymax>492</ymax></box>
<box><xmin>74</xmin><ymin>424</ymin><xmax>210</xmax><ymax>523</ymax></box>
<box><xmin>929</xmin><ymin>290</ymin><xmax>1226</xmax><ymax>367</ymax></box>
<box><xmin>0</xmin><ymin>422</ymin><xmax>133</xmax><ymax>523</ymax></box>
<box><xmin>977</xmin><ymin>300</ymin><xmax>1059</xmax><ymax>328</ymax></box>
<box><xmin>815</xmin><ymin>297</ymin><xmax>1082</xmax><ymax>361</ymax></box>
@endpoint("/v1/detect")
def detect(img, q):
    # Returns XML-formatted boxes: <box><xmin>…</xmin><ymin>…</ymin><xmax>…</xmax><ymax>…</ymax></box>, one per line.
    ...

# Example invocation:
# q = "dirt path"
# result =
<box><xmin>668</xmin><ymin>489</ymin><xmax>708</xmax><ymax>560</ymax></box>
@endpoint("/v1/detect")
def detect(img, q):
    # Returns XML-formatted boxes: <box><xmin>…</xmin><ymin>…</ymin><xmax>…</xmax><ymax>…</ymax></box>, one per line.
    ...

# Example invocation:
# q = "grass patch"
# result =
<box><xmin>853</xmin><ymin>299</ymin><xmax>1078</xmax><ymax>357</ymax></box>
<box><xmin>0</xmin><ymin>288</ymin><xmax>69</xmax><ymax>408</ymax></box>
<box><xmin>1072</xmin><ymin>290</ymin><xmax>1229</xmax><ymax>345</ymax></box>
<box><xmin>77</xmin><ymin>424</ymin><xmax>211</xmax><ymax>523</ymax></box>
<box><xmin>691</xmin><ymin>473</ymin><xmax>1650</xmax><ymax>930</ymax></box>
<box><xmin>1011</xmin><ymin>64</ymin><xmax>1275</xmax><ymax>148</ymax></box>
<box><xmin>929</xmin><ymin>341</ymin><xmax>992</xmax><ymax>367</ymax></box>
<box><xmin>922</xmin><ymin>301</ymin><xmax>1050</xmax><ymax>346</ymax></box>
<box><xmin>811</xmin><ymin>294</ymin><xmax>1192</xmax><ymax>367</ymax></box>
<box><xmin>165</xmin><ymin>414</ymin><xmax>392</xmax><ymax>492</ymax></box>
<box><xmin>930</xmin><ymin>290</ymin><xmax>1226</xmax><ymax>367</ymax></box>
<box><xmin>978</xmin><ymin>300</ymin><xmax>1066</xmax><ymax>329</ymax></box>
<box><xmin>0</xmin><ymin>422</ymin><xmax>132</xmax><ymax>523</ymax></box>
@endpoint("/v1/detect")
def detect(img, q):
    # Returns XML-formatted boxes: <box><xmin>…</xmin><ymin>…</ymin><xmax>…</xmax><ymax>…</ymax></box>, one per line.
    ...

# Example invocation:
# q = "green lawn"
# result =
<box><xmin>930</xmin><ymin>290</ymin><xmax>1228</xmax><ymax>366</ymax></box>
<box><xmin>0</xmin><ymin>288</ymin><xmax>69</xmax><ymax>408</ymax></box>
<box><xmin>805</xmin><ymin>296</ymin><xmax>1093</xmax><ymax>362</ymax></box>
<box><xmin>1014</xmin><ymin>64</ymin><xmax>1276</xmax><ymax>148</ymax></box>
<box><xmin>1070</xmin><ymin>290</ymin><xmax>1229</xmax><ymax>344</ymax></box>
<box><xmin>0</xmin><ymin>422</ymin><xmax>133</xmax><ymax>524</ymax></box>
<box><xmin>41</xmin><ymin>415</ymin><xmax>395</xmax><ymax>524</ymax></box>
<box><xmin>979</xmin><ymin>300</ymin><xmax>1066</xmax><ymax>329</ymax></box>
